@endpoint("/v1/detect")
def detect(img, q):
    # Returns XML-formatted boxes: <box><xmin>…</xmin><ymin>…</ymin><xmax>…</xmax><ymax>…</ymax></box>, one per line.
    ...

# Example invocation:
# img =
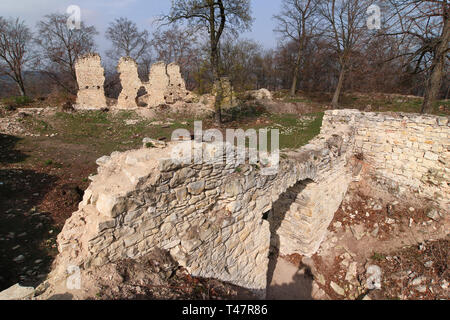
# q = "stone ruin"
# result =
<box><xmin>74</xmin><ymin>54</ymin><xmax>191</xmax><ymax>110</ymax></box>
<box><xmin>141</xmin><ymin>61</ymin><xmax>169</xmax><ymax>108</ymax></box>
<box><xmin>116</xmin><ymin>57</ymin><xmax>142</xmax><ymax>109</ymax></box>
<box><xmin>74</xmin><ymin>53</ymin><xmax>107</xmax><ymax>109</ymax></box>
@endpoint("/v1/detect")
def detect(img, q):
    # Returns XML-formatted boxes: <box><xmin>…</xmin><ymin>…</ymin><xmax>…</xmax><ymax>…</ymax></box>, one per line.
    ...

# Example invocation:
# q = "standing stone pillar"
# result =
<box><xmin>117</xmin><ymin>57</ymin><xmax>142</xmax><ymax>109</ymax></box>
<box><xmin>74</xmin><ymin>53</ymin><xmax>107</xmax><ymax>109</ymax></box>
<box><xmin>144</xmin><ymin>61</ymin><xmax>169</xmax><ymax>108</ymax></box>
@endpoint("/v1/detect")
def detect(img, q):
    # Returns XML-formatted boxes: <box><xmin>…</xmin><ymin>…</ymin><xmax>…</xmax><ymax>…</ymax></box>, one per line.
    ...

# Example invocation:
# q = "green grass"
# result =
<box><xmin>371</xmin><ymin>252</ymin><xmax>386</xmax><ymax>261</ymax></box>
<box><xmin>1</xmin><ymin>96</ymin><xmax>33</xmax><ymax>108</ymax></box>
<box><xmin>253</xmin><ymin>112</ymin><xmax>324</xmax><ymax>150</ymax></box>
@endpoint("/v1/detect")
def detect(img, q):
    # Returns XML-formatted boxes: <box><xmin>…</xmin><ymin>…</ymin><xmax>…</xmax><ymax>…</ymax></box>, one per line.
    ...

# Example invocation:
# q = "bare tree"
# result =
<box><xmin>0</xmin><ymin>17</ymin><xmax>34</xmax><ymax>96</ymax></box>
<box><xmin>274</xmin><ymin>0</ymin><xmax>318</xmax><ymax>96</ymax></box>
<box><xmin>220</xmin><ymin>37</ymin><xmax>262</xmax><ymax>91</ymax></box>
<box><xmin>35</xmin><ymin>13</ymin><xmax>98</xmax><ymax>94</ymax></box>
<box><xmin>317</xmin><ymin>0</ymin><xmax>373</xmax><ymax>108</ymax></box>
<box><xmin>152</xmin><ymin>25</ymin><xmax>197</xmax><ymax>65</ymax></box>
<box><xmin>164</xmin><ymin>0</ymin><xmax>253</xmax><ymax>123</ymax></box>
<box><xmin>105</xmin><ymin>17</ymin><xmax>151</xmax><ymax>64</ymax></box>
<box><xmin>383</xmin><ymin>0</ymin><xmax>449</xmax><ymax>113</ymax></box>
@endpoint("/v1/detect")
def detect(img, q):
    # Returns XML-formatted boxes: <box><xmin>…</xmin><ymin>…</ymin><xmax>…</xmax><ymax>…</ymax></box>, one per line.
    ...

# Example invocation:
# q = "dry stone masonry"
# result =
<box><xmin>323</xmin><ymin>110</ymin><xmax>449</xmax><ymax>211</ymax></box>
<box><xmin>51</xmin><ymin>109</ymin><xmax>449</xmax><ymax>294</ymax></box>
<box><xmin>74</xmin><ymin>53</ymin><xmax>107</xmax><ymax>109</ymax></box>
<box><xmin>117</xmin><ymin>57</ymin><xmax>141</xmax><ymax>109</ymax></box>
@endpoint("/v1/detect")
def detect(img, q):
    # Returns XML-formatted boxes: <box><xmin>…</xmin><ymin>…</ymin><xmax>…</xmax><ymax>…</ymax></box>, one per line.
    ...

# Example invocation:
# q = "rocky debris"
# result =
<box><xmin>39</xmin><ymin>249</ymin><xmax>256</xmax><ymax>300</ymax></box>
<box><xmin>426</xmin><ymin>208</ymin><xmax>441</xmax><ymax>222</ymax></box>
<box><xmin>0</xmin><ymin>283</ymin><xmax>35</xmax><ymax>300</ymax></box>
<box><xmin>330</xmin><ymin>281</ymin><xmax>345</xmax><ymax>296</ymax></box>
<box><xmin>247</xmin><ymin>89</ymin><xmax>272</xmax><ymax>101</ymax></box>
<box><xmin>350</xmin><ymin>224</ymin><xmax>365</xmax><ymax>240</ymax></box>
<box><xmin>142</xmin><ymin>137</ymin><xmax>167</xmax><ymax>149</ymax></box>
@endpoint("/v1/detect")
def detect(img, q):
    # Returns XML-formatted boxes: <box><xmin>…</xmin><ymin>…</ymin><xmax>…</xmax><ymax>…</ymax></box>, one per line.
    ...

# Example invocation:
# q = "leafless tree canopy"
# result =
<box><xmin>35</xmin><ymin>13</ymin><xmax>98</xmax><ymax>94</ymax></box>
<box><xmin>0</xmin><ymin>1</ymin><xmax>448</xmax><ymax>114</ymax></box>
<box><xmin>274</xmin><ymin>0</ymin><xmax>319</xmax><ymax>96</ymax></box>
<box><xmin>382</xmin><ymin>0</ymin><xmax>449</xmax><ymax>112</ymax></box>
<box><xmin>164</xmin><ymin>0</ymin><xmax>253</xmax><ymax>122</ymax></box>
<box><xmin>0</xmin><ymin>17</ymin><xmax>34</xmax><ymax>96</ymax></box>
<box><xmin>106</xmin><ymin>17</ymin><xmax>151</xmax><ymax>63</ymax></box>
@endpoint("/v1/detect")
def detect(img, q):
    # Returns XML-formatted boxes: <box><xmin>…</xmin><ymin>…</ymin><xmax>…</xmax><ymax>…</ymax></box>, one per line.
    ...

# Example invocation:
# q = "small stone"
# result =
<box><xmin>424</xmin><ymin>261</ymin><xmax>433</xmax><ymax>268</ymax></box>
<box><xmin>316</xmin><ymin>274</ymin><xmax>326</xmax><ymax>286</ymax></box>
<box><xmin>330</xmin><ymin>281</ymin><xmax>345</xmax><ymax>296</ymax></box>
<box><xmin>426</xmin><ymin>208</ymin><xmax>440</xmax><ymax>222</ymax></box>
<box><xmin>0</xmin><ymin>283</ymin><xmax>34</xmax><ymax>300</ymax></box>
<box><xmin>13</xmin><ymin>255</ymin><xmax>25</xmax><ymax>263</ymax></box>
<box><xmin>410</xmin><ymin>276</ymin><xmax>426</xmax><ymax>286</ymax></box>
<box><xmin>333</xmin><ymin>222</ymin><xmax>342</xmax><ymax>230</ymax></box>
<box><xmin>350</xmin><ymin>224</ymin><xmax>365</xmax><ymax>240</ymax></box>
<box><xmin>386</xmin><ymin>218</ymin><xmax>396</xmax><ymax>225</ymax></box>
<box><xmin>409</xmin><ymin>207</ymin><xmax>415</xmax><ymax>212</ymax></box>
<box><xmin>415</xmin><ymin>285</ymin><xmax>427</xmax><ymax>293</ymax></box>
<box><xmin>373</xmin><ymin>204</ymin><xmax>382</xmax><ymax>211</ymax></box>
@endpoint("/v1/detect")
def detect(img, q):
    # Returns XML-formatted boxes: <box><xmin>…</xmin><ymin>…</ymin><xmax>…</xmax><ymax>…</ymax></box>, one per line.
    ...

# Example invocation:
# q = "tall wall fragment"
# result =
<box><xmin>116</xmin><ymin>57</ymin><xmax>142</xmax><ymax>109</ymax></box>
<box><xmin>143</xmin><ymin>62</ymin><xmax>169</xmax><ymax>108</ymax></box>
<box><xmin>75</xmin><ymin>53</ymin><xmax>107</xmax><ymax>109</ymax></box>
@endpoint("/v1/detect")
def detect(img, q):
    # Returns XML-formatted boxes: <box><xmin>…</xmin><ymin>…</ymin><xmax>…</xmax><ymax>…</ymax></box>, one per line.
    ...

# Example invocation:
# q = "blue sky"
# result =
<box><xmin>0</xmin><ymin>0</ymin><xmax>283</xmax><ymax>54</ymax></box>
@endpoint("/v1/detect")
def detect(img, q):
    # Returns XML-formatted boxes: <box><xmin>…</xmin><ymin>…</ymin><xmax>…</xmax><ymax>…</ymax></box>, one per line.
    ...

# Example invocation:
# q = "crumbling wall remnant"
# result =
<box><xmin>74</xmin><ymin>53</ymin><xmax>107</xmax><ymax>109</ymax></box>
<box><xmin>117</xmin><ymin>57</ymin><xmax>141</xmax><ymax>109</ymax></box>
<box><xmin>53</xmin><ymin>121</ymin><xmax>354</xmax><ymax>292</ymax></box>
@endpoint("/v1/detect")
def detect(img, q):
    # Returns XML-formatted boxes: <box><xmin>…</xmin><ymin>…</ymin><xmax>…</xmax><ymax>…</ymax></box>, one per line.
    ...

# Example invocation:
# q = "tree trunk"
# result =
<box><xmin>421</xmin><ymin>15</ymin><xmax>449</xmax><ymax>114</ymax></box>
<box><xmin>17</xmin><ymin>78</ymin><xmax>26</xmax><ymax>96</ymax></box>
<box><xmin>290</xmin><ymin>54</ymin><xmax>301</xmax><ymax>97</ymax></box>
<box><xmin>332</xmin><ymin>65</ymin><xmax>345</xmax><ymax>109</ymax></box>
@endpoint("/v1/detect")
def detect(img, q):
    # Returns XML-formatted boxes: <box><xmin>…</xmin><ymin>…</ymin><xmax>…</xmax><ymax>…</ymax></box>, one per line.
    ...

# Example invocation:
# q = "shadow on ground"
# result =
<box><xmin>0</xmin><ymin>133</ymin><xmax>59</xmax><ymax>291</ymax></box>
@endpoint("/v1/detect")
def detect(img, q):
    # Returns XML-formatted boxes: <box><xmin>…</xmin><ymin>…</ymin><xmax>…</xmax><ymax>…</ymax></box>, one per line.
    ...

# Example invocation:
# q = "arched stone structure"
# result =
<box><xmin>53</xmin><ymin>119</ymin><xmax>354</xmax><ymax>292</ymax></box>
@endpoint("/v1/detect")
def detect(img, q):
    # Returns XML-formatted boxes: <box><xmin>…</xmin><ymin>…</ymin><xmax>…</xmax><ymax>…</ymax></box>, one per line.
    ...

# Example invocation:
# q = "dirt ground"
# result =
<box><xmin>266</xmin><ymin>174</ymin><xmax>449</xmax><ymax>300</ymax></box>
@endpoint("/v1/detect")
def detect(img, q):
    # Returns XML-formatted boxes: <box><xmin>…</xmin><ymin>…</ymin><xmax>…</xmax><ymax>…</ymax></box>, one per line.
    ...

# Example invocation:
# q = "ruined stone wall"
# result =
<box><xmin>143</xmin><ymin>62</ymin><xmax>169</xmax><ymax>108</ymax></box>
<box><xmin>143</xmin><ymin>62</ymin><xmax>191</xmax><ymax>107</ymax></box>
<box><xmin>74</xmin><ymin>54</ymin><xmax>107</xmax><ymax>109</ymax></box>
<box><xmin>322</xmin><ymin>110</ymin><xmax>449</xmax><ymax>211</ymax></box>
<box><xmin>117</xmin><ymin>57</ymin><xmax>141</xmax><ymax>109</ymax></box>
<box><xmin>53</xmin><ymin>124</ymin><xmax>354</xmax><ymax>292</ymax></box>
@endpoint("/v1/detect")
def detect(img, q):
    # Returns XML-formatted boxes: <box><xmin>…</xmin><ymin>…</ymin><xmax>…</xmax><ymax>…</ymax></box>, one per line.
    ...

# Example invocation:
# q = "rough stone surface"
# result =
<box><xmin>323</xmin><ymin>109</ymin><xmax>449</xmax><ymax>211</ymax></box>
<box><xmin>49</xmin><ymin>109</ymin><xmax>449</xmax><ymax>294</ymax></box>
<box><xmin>0</xmin><ymin>283</ymin><xmax>35</xmax><ymax>300</ymax></box>
<box><xmin>116</xmin><ymin>57</ymin><xmax>141</xmax><ymax>109</ymax></box>
<box><xmin>143</xmin><ymin>61</ymin><xmax>169</xmax><ymax>108</ymax></box>
<box><xmin>74</xmin><ymin>53</ymin><xmax>107</xmax><ymax>109</ymax></box>
<box><xmin>52</xmin><ymin>117</ymin><xmax>355</xmax><ymax>292</ymax></box>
